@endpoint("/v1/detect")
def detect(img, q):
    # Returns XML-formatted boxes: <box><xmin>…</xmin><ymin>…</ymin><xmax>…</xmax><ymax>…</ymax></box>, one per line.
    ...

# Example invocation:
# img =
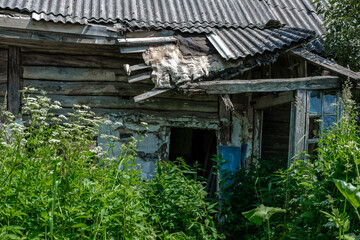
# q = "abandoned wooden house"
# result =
<box><xmin>0</xmin><ymin>0</ymin><xmax>359</xmax><ymax>185</ymax></box>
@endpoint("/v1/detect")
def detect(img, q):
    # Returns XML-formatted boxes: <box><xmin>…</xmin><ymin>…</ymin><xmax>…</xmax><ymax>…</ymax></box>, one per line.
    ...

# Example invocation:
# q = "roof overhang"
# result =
<box><xmin>290</xmin><ymin>48</ymin><xmax>360</xmax><ymax>81</ymax></box>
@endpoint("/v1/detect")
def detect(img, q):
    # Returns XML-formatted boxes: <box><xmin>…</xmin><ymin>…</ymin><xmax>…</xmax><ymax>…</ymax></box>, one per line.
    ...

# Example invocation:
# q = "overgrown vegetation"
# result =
<box><xmin>315</xmin><ymin>0</ymin><xmax>360</xmax><ymax>71</ymax></box>
<box><xmin>0</xmin><ymin>89</ymin><xmax>222</xmax><ymax>239</ymax></box>
<box><xmin>218</xmin><ymin>84</ymin><xmax>360</xmax><ymax>239</ymax></box>
<box><xmin>3</xmin><ymin>83</ymin><xmax>360</xmax><ymax>239</ymax></box>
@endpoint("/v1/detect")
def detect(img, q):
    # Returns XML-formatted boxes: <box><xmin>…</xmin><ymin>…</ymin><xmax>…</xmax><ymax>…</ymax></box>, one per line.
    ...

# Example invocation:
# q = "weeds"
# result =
<box><xmin>218</xmin><ymin>83</ymin><xmax>360</xmax><ymax>239</ymax></box>
<box><xmin>0</xmin><ymin>89</ymin><xmax>222</xmax><ymax>239</ymax></box>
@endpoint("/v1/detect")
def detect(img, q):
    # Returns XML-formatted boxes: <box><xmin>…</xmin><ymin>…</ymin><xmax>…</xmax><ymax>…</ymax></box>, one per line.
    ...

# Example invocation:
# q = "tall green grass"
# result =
<box><xmin>0</xmin><ymin>89</ymin><xmax>223</xmax><ymax>240</ymax></box>
<box><xmin>217</xmin><ymin>83</ymin><xmax>360</xmax><ymax>239</ymax></box>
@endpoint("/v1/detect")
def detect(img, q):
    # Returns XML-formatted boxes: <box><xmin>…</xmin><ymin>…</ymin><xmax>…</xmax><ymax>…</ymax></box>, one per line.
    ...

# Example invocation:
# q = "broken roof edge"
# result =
<box><xmin>291</xmin><ymin>48</ymin><xmax>360</xmax><ymax>81</ymax></box>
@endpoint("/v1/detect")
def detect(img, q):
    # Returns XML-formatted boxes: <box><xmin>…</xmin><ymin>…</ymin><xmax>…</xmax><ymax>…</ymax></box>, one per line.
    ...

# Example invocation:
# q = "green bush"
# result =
<box><xmin>218</xmin><ymin>83</ymin><xmax>360</xmax><ymax>239</ymax></box>
<box><xmin>0</xmin><ymin>90</ymin><xmax>223</xmax><ymax>240</ymax></box>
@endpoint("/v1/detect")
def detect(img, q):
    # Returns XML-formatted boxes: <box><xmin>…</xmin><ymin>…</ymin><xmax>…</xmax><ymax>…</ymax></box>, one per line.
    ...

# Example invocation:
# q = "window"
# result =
<box><xmin>306</xmin><ymin>90</ymin><xmax>338</xmax><ymax>155</ymax></box>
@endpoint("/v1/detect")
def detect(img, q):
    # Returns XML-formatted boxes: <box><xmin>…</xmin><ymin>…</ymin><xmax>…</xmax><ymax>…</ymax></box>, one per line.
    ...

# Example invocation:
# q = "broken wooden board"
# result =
<box><xmin>181</xmin><ymin>76</ymin><xmax>341</xmax><ymax>94</ymax></box>
<box><xmin>128</xmin><ymin>72</ymin><xmax>152</xmax><ymax>83</ymax></box>
<box><xmin>291</xmin><ymin>48</ymin><xmax>360</xmax><ymax>80</ymax></box>
<box><xmin>134</xmin><ymin>88</ymin><xmax>173</xmax><ymax>102</ymax></box>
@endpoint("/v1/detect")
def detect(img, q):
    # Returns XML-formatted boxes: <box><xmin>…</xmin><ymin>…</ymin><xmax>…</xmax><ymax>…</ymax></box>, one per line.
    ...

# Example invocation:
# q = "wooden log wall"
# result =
<box><xmin>0</xmin><ymin>48</ymin><xmax>7</xmax><ymax>106</ymax></box>
<box><xmin>18</xmin><ymin>44</ymin><xmax>219</xmax><ymax>128</ymax></box>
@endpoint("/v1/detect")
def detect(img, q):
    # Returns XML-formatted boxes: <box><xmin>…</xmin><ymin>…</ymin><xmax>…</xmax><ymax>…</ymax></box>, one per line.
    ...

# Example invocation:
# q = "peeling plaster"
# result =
<box><xmin>143</xmin><ymin>44</ymin><xmax>210</xmax><ymax>88</ymax></box>
<box><xmin>142</xmin><ymin>43</ymin><xmax>284</xmax><ymax>93</ymax></box>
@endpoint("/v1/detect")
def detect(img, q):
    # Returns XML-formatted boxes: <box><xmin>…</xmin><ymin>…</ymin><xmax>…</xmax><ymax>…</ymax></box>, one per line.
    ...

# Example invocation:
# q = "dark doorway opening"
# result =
<box><xmin>169</xmin><ymin>128</ymin><xmax>217</xmax><ymax>194</ymax></box>
<box><xmin>261</xmin><ymin>103</ymin><xmax>291</xmax><ymax>171</ymax></box>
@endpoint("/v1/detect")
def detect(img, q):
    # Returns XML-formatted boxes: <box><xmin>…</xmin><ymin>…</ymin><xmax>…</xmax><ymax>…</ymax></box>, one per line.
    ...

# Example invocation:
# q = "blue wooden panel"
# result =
<box><xmin>219</xmin><ymin>146</ymin><xmax>241</xmax><ymax>174</ymax></box>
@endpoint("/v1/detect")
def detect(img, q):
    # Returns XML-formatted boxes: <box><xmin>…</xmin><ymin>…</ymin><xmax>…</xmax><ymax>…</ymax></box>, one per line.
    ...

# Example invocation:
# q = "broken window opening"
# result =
<box><xmin>169</xmin><ymin>127</ymin><xmax>217</xmax><ymax>195</ymax></box>
<box><xmin>306</xmin><ymin>90</ymin><xmax>339</xmax><ymax>156</ymax></box>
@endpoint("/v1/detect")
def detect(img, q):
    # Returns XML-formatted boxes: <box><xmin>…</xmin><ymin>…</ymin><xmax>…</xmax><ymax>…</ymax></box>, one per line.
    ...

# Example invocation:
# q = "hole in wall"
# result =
<box><xmin>169</xmin><ymin>127</ymin><xmax>217</xmax><ymax>195</ymax></box>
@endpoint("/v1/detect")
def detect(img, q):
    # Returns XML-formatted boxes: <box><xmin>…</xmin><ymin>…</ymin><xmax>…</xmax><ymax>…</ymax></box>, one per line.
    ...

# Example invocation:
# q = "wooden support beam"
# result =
<box><xmin>181</xmin><ymin>76</ymin><xmax>341</xmax><ymax>94</ymax></box>
<box><xmin>123</xmin><ymin>63</ymin><xmax>151</xmax><ymax>76</ymax></box>
<box><xmin>8</xmin><ymin>46</ymin><xmax>20</xmax><ymax>115</ymax></box>
<box><xmin>254</xmin><ymin>92</ymin><xmax>294</xmax><ymax>110</ymax></box>
<box><xmin>128</xmin><ymin>72</ymin><xmax>152</xmax><ymax>83</ymax></box>
<box><xmin>220</xmin><ymin>94</ymin><xmax>242</xmax><ymax>119</ymax></box>
<box><xmin>134</xmin><ymin>88</ymin><xmax>173</xmax><ymax>102</ymax></box>
<box><xmin>291</xmin><ymin>48</ymin><xmax>360</xmax><ymax>80</ymax></box>
<box><xmin>293</xmin><ymin>90</ymin><xmax>307</xmax><ymax>158</ymax></box>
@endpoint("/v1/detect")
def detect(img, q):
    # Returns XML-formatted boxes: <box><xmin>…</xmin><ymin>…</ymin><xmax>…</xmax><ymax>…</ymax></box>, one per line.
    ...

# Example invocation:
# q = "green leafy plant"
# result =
<box><xmin>333</xmin><ymin>179</ymin><xmax>360</xmax><ymax>221</ymax></box>
<box><xmin>242</xmin><ymin>204</ymin><xmax>285</xmax><ymax>240</ymax></box>
<box><xmin>0</xmin><ymin>89</ymin><xmax>223</xmax><ymax>239</ymax></box>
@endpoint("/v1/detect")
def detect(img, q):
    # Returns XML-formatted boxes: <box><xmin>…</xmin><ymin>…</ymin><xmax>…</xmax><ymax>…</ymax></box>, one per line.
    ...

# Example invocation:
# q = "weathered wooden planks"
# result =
<box><xmin>23</xmin><ymin>80</ymin><xmax>217</xmax><ymax>101</ymax></box>
<box><xmin>23</xmin><ymin>80</ymin><xmax>153</xmax><ymax>96</ymax></box>
<box><xmin>0</xmin><ymin>49</ymin><xmax>7</xmax><ymax>84</ymax></box>
<box><xmin>8</xmin><ymin>46</ymin><xmax>20</xmax><ymax>115</ymax></box>
<box><xmin>261</xmin><ymin>103</ymin><xmax>291</xmax><ymax>162</ymax></box>
<box><xmin>20</xmin><ymin>44</ymin><xmax>143</xmax><ymax>58</ymax></box>
<box><xmin>23</xmin><ymin>95</ymin><xmax>218</xmax><ymax>113</ymax></box>
<box><xmin>54</xmin><ymin>107</ymin><xmax>219</xmax><ymax>121</ymax></box>
<box><xmin>21</xmin><ymin>53</ymin><xmax>141</xmax><ymax>68</ymax></box>
<box><xmin>23</xmin><ymin>66</ymin><xmax>128</xmax><ymax>82</ymax></box>
<box><xmin>182</xmin><ymin>76</ymin><xmax>342</xmax><ymax>94</ymax></box>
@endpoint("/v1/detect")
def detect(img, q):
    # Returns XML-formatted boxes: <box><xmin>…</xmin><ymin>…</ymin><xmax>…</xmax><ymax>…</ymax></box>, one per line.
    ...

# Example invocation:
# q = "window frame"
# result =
<box><xmin>305</xmin><ymin>89</ymin><xmax>340</xmax><ymax>155</ymax></box>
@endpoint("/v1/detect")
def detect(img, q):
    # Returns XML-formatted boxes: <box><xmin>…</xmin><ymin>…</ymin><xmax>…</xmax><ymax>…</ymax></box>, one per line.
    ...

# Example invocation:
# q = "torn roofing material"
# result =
<box><xmin>0</xmin><ymin>0</ymin><xmax>276</xmax><ymax>32</ymax></box>
<box><xmin>207</xmin><ymin>27</ymin><xmax>315</xmax><ymax>60</ymax></box>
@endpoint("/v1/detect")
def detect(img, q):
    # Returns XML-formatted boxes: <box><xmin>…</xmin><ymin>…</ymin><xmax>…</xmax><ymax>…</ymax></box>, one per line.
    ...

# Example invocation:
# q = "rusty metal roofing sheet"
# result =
<box><xmin>0</xmin><ymin>0</ymin><xmax>276</xmax><ymax>32</ymax></box>
<box><xmin>207</xmin><ymin>27</ymin><xmax>315</xmax><ymax>60</ymax></box>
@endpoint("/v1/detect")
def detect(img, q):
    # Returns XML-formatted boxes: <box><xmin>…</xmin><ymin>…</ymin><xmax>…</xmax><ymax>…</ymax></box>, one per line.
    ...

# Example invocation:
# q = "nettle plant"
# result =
<box><xmin>0</xmin><ymin>89</ymin><xmax>222</xmax><ymax>240</ymax></box>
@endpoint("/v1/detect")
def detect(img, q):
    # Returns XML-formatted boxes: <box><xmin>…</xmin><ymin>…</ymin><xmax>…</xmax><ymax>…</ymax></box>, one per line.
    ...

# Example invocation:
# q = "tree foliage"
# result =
<box><xmin>315</xmin><ymin>0</ymin><xmax>360</xmax><ymax>71</ymax></box>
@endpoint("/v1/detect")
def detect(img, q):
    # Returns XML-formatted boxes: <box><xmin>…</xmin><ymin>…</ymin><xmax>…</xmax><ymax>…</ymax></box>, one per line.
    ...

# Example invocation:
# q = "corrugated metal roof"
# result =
<box><xmin>0</xmin><ymin>0</ymin><xmax>276</xmax><ymax>32</ymax></box>
<box><xmin>207</xmin><ymin>27</ymin><xmax>315</xmax><ymax>60</ymax></box>
<box><xmin>266</xmin><ymin>0</ymin><xmax>325</xmax><ymax>35</ymax></box>
<box><xmin>264</xmin><ymin>0</ymin><xmax>326</xmax><ymax>53</ymax></box>
<box><xmin>0</xmin><ymin>0</ymin><xmax>327</xmax><ymax>58</ymax></box>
